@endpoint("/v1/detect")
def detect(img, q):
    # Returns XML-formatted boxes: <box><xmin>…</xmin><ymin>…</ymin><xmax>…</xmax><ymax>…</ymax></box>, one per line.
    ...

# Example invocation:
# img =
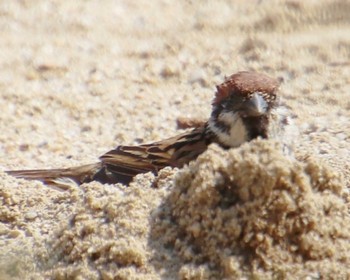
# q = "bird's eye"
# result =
<box><xmin>227</xmin><ymin>95</ymin><xmax>244</xmax><ymax>107</ymax></box>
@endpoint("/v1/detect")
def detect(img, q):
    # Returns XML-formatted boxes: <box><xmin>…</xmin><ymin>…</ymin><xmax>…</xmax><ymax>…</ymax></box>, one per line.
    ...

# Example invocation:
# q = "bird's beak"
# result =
<box><xmin>241</xmin><ymin>93</ymin><xmax>268</xmax><ymax>117</ymax></box>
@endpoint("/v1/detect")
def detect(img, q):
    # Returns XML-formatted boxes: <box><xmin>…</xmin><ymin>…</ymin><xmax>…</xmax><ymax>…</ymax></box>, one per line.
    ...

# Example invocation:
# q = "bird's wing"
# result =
<box><xmin>100</xmin><ymin>125</ymin><xmax>209</xmax><ymax>180</ymax></box>
<box><xmin>6</xmin><ymin>126</ymin><xmax>209</xmax><ymax>186</ymax></box>
<box><xmin>176</xmin><ymin>117</ymin><xmax>206</xmax><ymax>129</ymax></box>
<box><xmin>6</xmin><ymin>163</ymin><xmax>102</xmax><ymax>187</ymax></box>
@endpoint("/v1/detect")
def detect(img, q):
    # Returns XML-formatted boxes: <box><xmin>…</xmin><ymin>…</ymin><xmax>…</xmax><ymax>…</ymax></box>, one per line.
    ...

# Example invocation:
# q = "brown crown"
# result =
<box><xmin>213</xmin><ymin>71</ymin><xmax>280</xmax><ymax>106</ymax></box>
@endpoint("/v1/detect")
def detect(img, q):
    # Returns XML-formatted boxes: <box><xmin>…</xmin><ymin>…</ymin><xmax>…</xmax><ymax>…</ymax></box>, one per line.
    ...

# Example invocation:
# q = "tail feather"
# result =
<box><xmin>6</xmin><ymin>163</ymin><xmax>102</xmax><ymax>186</ymax></box>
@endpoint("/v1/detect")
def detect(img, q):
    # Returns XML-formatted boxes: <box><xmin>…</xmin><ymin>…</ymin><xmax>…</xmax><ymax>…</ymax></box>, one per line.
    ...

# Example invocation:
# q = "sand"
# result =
<box><xmin>1</xmin><ymin>0</ymin><xmax>350</xmax><ymax>279</ymax></box>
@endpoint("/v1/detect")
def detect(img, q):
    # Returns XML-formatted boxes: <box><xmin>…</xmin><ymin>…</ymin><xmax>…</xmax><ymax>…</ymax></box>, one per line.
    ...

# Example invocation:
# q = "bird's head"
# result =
<box><xmin>208</xmin><ymin>71</ymin><xmax>281</xmax><ymax>147</ymax></box>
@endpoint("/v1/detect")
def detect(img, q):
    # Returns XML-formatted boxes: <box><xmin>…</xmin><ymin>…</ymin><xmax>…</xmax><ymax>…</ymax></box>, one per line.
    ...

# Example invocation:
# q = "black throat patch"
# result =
<box><xmin>241</xmin><ymin>115</ymin><xmax>269</xmax><ymax>140</ymax></box>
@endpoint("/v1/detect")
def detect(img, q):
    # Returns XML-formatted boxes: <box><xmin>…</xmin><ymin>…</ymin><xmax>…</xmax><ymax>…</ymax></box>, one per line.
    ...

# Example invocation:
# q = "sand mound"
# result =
<box><xmin>152</xmin><ymin>141</ymin><xmax>350</xmax><ymax>279</ymax></box>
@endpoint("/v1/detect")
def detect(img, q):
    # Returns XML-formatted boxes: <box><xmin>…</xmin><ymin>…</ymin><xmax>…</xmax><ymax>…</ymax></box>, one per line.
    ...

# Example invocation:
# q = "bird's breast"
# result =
<box><xmin>208</xmin><ymin>112</ymin><xmax>249</xmax><ymax>148</ymax></box>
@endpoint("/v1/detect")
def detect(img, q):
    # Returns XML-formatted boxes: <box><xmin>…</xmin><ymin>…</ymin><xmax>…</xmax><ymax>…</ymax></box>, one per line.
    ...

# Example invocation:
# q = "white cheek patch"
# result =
<box><xmin>208</xmin><ymin>111</ymin><xmax>249</xmax><ymax>148</ymax></box>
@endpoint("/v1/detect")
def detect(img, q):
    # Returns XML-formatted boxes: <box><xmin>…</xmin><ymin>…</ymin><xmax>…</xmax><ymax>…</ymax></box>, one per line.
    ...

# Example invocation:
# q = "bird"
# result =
<box><xmin>6</xmin><ymin>71</ymin><xmax>293</xmax><ymax>187</ymax></box>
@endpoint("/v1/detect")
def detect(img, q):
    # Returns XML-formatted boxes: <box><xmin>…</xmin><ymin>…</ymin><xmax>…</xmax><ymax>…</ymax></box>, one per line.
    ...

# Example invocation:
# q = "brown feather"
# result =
<box><xmin>176</xmin><ymin>117</ymin><xmax>206</xmax><ymax>129</ymax></box>
<box><xmin>6</xmin><ymin>163</ymin><xmax>101</xmax><ymax>186</ymax></box>
<box><xmin>100</xmin><ymin>125</ymin><xmax>209</xmax><ymax>181</ymax></box>
<box><xmin>213</xmin><ymin>71</ymin><xmax>279</xmax><ymax>105</ymax></box>
<box><xmin>6</xmin><ymin>125</ymin><xmax>211</xmax><ymax>186</ymax></box>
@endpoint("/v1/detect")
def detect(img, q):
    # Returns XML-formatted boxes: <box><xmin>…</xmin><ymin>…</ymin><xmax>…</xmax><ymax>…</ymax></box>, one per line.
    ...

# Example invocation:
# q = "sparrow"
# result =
<box><xmin>6</xmin><ymin>71</ymin><xmax>292</xmax><ymax>187</ymax></box>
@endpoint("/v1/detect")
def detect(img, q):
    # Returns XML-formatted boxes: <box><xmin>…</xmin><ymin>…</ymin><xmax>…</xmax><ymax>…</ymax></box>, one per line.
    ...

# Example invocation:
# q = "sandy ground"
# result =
<box><xmin>1</xmin><ymin>0</ymin><xmax>350</xmax><ymax>279</ymax></box>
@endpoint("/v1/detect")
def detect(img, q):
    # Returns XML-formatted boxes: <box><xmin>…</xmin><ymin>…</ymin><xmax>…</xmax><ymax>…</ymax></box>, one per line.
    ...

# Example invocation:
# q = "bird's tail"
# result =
<box><xmin>6</xmin><ymin>163</ymin><xmax>102</xmax><ymax>187</ymax></box>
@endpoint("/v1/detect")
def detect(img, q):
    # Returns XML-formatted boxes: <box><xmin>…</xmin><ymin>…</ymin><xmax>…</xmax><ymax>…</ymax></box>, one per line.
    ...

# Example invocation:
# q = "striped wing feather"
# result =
<box><xmin>6</xmin><ymin>163</ymin><xmax>101</xmax><ymax>185</ymax></box>
<box><xmin>6</xmin><ymin>125</ymin><xmax>210</xmax><ymax>186</ymax></box>
<box><xmin>100</xmin><ymin>126</ymin><xmax>208</xmax><ymax>179</ymax></box>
